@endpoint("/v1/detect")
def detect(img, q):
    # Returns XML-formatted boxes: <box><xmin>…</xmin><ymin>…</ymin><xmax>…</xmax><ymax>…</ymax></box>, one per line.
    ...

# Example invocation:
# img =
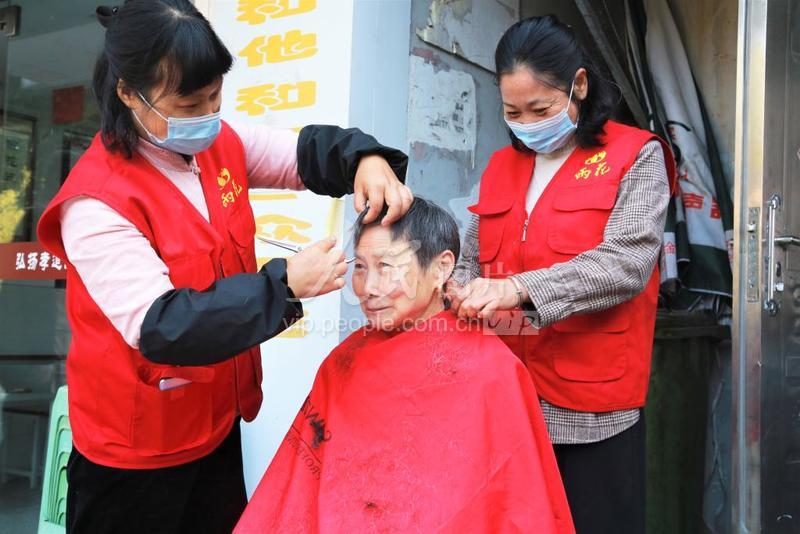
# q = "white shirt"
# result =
<box><xmin>525</xmin><ymin>140</ymin><xmax>578</xmax><ymax>215</ymax></box>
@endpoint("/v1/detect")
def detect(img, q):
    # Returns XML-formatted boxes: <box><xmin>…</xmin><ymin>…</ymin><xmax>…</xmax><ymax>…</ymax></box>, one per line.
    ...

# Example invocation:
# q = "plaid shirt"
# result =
<box><xmin>452</xmin><ymin>140</ymin><xmax>669</xmax><ymax>444</ymax></box>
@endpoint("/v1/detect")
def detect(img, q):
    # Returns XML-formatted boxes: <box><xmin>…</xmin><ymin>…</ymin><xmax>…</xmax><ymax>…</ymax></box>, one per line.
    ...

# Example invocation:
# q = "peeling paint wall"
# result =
<box><xmin>416</xmin><ymin>0</ymin><xmax>518</xmax><ymax>71</ymax></box>
<box><xmin>407</xmin><ymin>55</ymin><xmax>477</xmax><ymax>152</ymax></box>
<box><xmin>406</xmin><ymin>0</ymin><xmax>514</xmax><ymax>238</ymax></box>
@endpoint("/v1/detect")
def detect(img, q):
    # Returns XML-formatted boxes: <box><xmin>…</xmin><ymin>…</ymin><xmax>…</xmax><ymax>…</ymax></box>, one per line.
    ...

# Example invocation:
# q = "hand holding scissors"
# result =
<box><xmin>257</xmin><ymin>236</ymin><xmax>356</xmax><ymax>264</ymax></box>
<box><xmin>258</xmin><ymin>235</ymin><xmax>349</xmax><ymax>298</ymax></box>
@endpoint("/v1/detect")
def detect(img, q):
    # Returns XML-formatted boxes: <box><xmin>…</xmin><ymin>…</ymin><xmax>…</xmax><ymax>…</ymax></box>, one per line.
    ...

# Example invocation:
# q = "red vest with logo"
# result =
<box><xmin>38</xmin><ymin>122</ymin><xmax>262</xmax><ymax>469</ymax></box>
<box><xmin>469</xmin><ymin>121</ymin><xmax>675</xmax><ymax>412</ymax></box>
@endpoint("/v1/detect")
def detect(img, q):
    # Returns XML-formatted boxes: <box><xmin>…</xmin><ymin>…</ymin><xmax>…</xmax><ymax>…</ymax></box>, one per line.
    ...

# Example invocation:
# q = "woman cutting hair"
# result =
<box><xmin>36</xmin><ymin>1</ymin><xmax>412</xmax><ymax>532</ymax></box>
<box><xmin>449</xmin><ymin>16</ymin><xmax>675</xmax><ymax>534</ymax></box>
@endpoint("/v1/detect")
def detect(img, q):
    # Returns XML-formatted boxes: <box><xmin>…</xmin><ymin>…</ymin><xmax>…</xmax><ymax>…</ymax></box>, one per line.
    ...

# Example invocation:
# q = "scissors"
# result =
<box><xmin>257</xmin><ymin>236</ymin><xmax>356</xmax><ymax>264</ymax></box>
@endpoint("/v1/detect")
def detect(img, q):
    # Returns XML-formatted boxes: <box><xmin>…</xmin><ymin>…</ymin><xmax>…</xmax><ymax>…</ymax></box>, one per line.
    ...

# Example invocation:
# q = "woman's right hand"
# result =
<box><xmin>446</xmin><ymin>281</ymin><xmax>470</xmax><ymax>316</ymax></box>
<box><xmin>447</xmin><ymin>277</ymin><xmax>522</xmax><ymax>320</ymax></box>
<box><xmin>286</xmin><ymin>237</ymin><xmax>347</xmax><ymax>298</ymax></box>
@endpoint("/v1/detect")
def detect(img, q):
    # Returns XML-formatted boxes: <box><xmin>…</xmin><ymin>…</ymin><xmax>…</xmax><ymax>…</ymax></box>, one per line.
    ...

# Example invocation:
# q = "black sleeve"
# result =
<box><xmin>296</xmin><ymin>125</ymin><xmax>408</xmax><ymax>197</ymax></box>
<box><xmin>139</xmin><ymin>259</ymin><xmax>303</xmax><ymax>366</ymax></box>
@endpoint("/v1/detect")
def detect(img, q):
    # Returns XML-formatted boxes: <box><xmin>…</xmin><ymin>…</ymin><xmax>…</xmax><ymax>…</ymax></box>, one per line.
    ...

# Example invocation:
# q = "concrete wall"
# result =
<box><xmin>404</xmin><ymin>0</ymin><xmax>513</xmax><ymax>240</ymax></box>
<box><xmin>339</xmin><ymin>0</ymin><xmax>414</xmax><ymax>333</ymax></box>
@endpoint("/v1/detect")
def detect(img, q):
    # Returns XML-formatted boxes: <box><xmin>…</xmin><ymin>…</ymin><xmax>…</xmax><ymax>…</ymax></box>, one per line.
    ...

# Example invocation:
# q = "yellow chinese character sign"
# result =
<box><xmin>240</xmin><ymin>30</ymin><xmax>318</xmax><ymax>66</ymax></box>
<box><xmin>256</xmin><ymin>213</ymin><xmax>313</xmax><ymax>244</ymax></box>
<box><xmin>236</xmin><ymin>81</ymin><xmax>317</xmax><ymax>116</ymax></box>
<box><xmin>236</xmin><ymin>0</ymin><xmax>317</xmax><ymax>25</ymax></box>
<box><xmin>210</xmin><ymin>0</ymin><xmax>355</xmax><ymax>480</ymax></box>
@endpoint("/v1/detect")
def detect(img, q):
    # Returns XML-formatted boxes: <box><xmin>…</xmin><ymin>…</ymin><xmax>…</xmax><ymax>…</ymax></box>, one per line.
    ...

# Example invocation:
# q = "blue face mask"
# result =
<box><xmin>132</xmin><ymin>92</ymin><xmax>221</xmax><ymax>155</ymax></box>
<box><xmin>504</xmin><ymin>80</ymin><xmax>578</xmax><ymax>154</ymax></box>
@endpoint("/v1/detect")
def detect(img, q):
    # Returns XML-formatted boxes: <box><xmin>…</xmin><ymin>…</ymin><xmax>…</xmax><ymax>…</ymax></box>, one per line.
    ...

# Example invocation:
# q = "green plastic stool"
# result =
<box><xmin>38</xmin><ymin>386</ymin><xmax>71</xmax><ymax>534</ymax></box>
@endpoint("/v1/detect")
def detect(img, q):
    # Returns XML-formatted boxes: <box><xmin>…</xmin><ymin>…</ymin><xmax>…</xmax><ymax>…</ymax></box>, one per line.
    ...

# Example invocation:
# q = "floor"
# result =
<box><xmin>0</xmin><ymin>476</ymin><xmax>40</xmax><ymax>534</ymax></box>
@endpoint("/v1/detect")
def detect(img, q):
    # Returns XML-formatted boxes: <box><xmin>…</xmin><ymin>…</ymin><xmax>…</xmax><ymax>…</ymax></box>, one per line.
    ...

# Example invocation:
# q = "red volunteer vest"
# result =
<box><xmin>470</xmin><ymin>121</ymin><xmax>675</xmax><ymax>412</ymax></box>
<box><xmin>38</xmin><ymin>122</ymin><xmax>262</xmax><ymax>469</ymax></box>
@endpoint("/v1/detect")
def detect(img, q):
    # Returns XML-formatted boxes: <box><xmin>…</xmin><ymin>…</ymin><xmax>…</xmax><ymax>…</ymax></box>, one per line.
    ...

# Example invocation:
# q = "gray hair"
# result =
<box><xmin>353</xmin><ymin>196</ymin><xmax>461</xmax><ymax>269</ymax></box>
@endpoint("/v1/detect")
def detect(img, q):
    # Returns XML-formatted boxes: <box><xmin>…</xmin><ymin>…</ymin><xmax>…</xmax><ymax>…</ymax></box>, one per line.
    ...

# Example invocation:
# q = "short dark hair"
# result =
<box><xmin>353</xmin><ymin>197</ymin><xmax>461</xmax><ymax>269</ymax></box>
<box><xmin>495</xmin><ymin>15</ymin><xmax>617</xmax><ymax>150</ymax></box>
<box><xmin>93</xmin><ymin>0</ymin><xmax>233</xmax><ymax>158</ymax></box>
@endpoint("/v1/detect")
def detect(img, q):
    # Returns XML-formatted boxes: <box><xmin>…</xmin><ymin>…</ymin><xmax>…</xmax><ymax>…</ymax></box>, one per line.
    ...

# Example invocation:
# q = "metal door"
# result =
<box><xmin>734</xmin><ymin>1</ymin><xmax>800</xmax><ymax>531</ymax></box>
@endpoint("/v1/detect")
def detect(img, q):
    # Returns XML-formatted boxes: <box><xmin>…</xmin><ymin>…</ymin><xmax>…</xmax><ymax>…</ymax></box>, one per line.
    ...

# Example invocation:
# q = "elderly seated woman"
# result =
<box><xmin>235</xmin><ymin>198</ymin><xmax>574</xmax><ymax>533</ymax></box>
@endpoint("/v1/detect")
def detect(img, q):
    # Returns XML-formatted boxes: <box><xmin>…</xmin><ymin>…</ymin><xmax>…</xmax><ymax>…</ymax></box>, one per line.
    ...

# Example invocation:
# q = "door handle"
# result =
<box><xmin>775</xmin><ymin>236</ymin><xmax>800</xmax><ymax>247</ymax></box>
<box><xmin>763</xmin><ymin>196</ymin><xmax>800</xmax><ymax>315</ymax></box>
<box><xmin>765</xmin><ymin>195</ymin><xmax>781</xmax><ymax>315</ymax></box>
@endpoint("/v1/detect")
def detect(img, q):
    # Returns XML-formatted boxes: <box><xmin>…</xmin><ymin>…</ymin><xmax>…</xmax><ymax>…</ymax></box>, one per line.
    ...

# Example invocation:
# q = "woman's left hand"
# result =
<box><xmin>354</xmin><ymin>155</ymin><xmax>414</xmax><ymax>225</ymax></box>
<box><xmin>456</xmin><ymin>277</ymin><xmax>525</xmax><ymax>320</ymax></box>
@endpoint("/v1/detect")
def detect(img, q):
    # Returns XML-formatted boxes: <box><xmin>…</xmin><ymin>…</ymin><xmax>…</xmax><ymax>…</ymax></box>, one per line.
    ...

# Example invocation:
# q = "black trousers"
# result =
<box><xmin>553</xmin><ymin>414</ymin><xmax>646</xmax><ymax>534</ymax></box>
<box><xmin>66</xmin><ymin>421</ymin><xmax>247</xmax><ymax>534</ymax></box>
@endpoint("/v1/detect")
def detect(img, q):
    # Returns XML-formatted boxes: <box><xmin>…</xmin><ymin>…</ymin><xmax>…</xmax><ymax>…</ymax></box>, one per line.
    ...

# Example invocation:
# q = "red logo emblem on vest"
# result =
<box><xmin>575</xmin><ymin>150</ymin><xmax>612</xmax><ymax>180</ymax></box>
<box><xmin>218</xmin><ymin>167</ymin><xmax>243</xmax><ymax>207</ymax></box>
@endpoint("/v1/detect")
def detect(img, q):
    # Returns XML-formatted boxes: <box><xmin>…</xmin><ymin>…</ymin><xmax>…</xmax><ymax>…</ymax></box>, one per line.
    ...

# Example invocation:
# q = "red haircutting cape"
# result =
<box><xmin>236</xmin><ymin>311</ymin><xmax>574</xmax><ymax>533</ymax></box>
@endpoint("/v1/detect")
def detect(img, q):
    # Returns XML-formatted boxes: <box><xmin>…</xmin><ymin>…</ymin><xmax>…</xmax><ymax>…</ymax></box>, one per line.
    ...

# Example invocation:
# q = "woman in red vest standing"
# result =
<box><xmin>449</xmin><ymin>16</ymin><xmax>675</xmax><ymax>534</ymax></box>
<box><xmin>36</xmin><ymin>2</ymin><xmax>412</xmax><ymax>533</ymax></box>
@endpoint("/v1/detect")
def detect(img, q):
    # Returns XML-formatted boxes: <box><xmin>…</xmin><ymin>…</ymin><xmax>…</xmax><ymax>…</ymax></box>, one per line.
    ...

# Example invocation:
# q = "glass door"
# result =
<box><xmin>0</xmin><ymin>2</ymin><xmax>102</xmax><ymax>531</ymax></box>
